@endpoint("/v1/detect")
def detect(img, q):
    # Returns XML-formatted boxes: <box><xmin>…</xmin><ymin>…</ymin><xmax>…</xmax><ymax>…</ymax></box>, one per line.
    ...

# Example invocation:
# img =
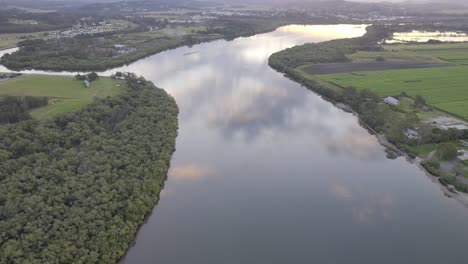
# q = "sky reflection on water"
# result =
<box><xmin>116</xmin><ymin>25</ymin><xmax>468</xmax><ymax>264</ymax></box>
<box><xmin>2</xmin><ymin>25</ymin><xmax>468</xmax><ymax>264</ymax></box>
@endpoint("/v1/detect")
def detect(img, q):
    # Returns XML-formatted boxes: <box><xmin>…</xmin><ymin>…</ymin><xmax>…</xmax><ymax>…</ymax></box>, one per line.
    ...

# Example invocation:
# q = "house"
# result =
<box><xmin>84</xmin><ymin>80</ymin><xmax>90</xmax><ymax>88</ymax></box>
<box><xmin>432</xmin><ymin>121</ymin><xmax>448</xmax><ymax>130</ymax></box>
<box><xmin>458</xmin><ymin>150</ymin><xmax>468</xmax><ymax>161</ymax></box>
<box><xmin>460</xmin><ymin>140</ymin><xmax>468</xmax><ymax>147</ymax></box>
<box><xmin>384</xmin><ymin>96</ymin><xmax>399</xmax><ymax>106</ymax></box>
<box><xmin>447</xmin><ymin>124</ymin><xmax>468</xmax><ymax>131</ymax></box>
<box><xmin>403</xmin><ymin>128</ymin><xmax>419</xmax><ymax>139</ymax></box>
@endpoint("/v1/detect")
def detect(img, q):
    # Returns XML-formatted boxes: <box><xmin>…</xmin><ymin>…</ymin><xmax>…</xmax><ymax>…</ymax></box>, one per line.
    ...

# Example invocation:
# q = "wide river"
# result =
<box><xmin>4</xmin><ymin>25</ymin><xmax>468</xmax><ymax>263</ymax></box>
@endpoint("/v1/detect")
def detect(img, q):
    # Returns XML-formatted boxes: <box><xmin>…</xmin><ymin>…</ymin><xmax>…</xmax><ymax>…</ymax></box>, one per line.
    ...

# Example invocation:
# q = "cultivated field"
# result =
<box><xmin>301</xmin><ymin>61</ymin><xmax>448</xmax><ymax>75</ymax></box>
<box><xmin>317</xmin><ymin>65</ymin><xmax>468</xmax><ymax>119</ymax></box>
<box><xmin>0</xmin><ymin>75</ymin><xmax>126</xmax><ymax>118</ymax></box>
<box><xmin>347</xmin><ymin>43</ymin><xmax>468</xmax><ymax>65</ymax></box>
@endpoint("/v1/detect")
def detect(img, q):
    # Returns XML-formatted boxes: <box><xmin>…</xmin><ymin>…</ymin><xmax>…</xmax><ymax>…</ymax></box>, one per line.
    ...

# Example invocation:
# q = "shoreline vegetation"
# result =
<box><xmin>269</xmin><ymin>25</ymin><xmax>468</xmax><ymax>197</ymax></box>
<box><xmin>0</xmin><ymin>18</ymin><xmax>326</xmax><ymax>72</ymax></box>
<box><xmin>0</xmin><ymin>74</ymin><xmax>179</xmax><ymax>263</ymax></box>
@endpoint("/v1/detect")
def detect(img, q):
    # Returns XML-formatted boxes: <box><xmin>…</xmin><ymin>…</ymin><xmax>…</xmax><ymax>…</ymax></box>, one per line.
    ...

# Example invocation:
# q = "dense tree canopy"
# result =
<box><xmin>436</xmin><ymin>143</ymin><xmax>458</xmax><ymax>161</ymax></box>
<box><xmin>0</xmin><ymin>96</ymin><xmax>48</xmax><ymax>124</ymax></box>
<box><xmin>0</xmin><ymin>75</ymin><xmax>178</xmax><ymax>263</ymax></box>
<box><xmin>268</xmin><ymin>25</ymin><xmax>390</xmax><ymax>70</ymax></box>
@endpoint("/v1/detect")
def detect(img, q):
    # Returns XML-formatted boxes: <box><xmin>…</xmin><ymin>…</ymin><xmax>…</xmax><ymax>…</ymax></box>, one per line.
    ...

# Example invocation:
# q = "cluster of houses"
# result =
<box><xmin>383</xmin><ymin>97</ymin><xmax>419</xmax><ymax>139</ymax></box>
<box><xmin>47</xmin><ymin>23</ymin><xmax>120</xmax><ymax>38</ymax></box>
<box><xmin>383</xmin><ymin>96</ymin><xmax>468</xmax><ymax>140</ymax></box>
<box><xmin>432</xmin><ymin>121</ymin><xmax>468</xmax><ymax>131</ymax></box>
<box><xmin>114</xmin><ymin>44</ymin><xmax>136</xmax><ymax>55</ymax></box>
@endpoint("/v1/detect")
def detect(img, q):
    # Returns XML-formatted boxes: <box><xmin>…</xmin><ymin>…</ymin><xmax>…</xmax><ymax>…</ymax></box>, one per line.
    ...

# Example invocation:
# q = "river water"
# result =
<box><xmin>4</xmin><ymin>25</ymin><xmax>468</xmax><ymax>263</ymax></box>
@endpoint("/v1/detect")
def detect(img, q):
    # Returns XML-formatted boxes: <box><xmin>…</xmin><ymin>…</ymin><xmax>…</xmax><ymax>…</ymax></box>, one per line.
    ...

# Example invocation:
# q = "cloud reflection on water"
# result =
<box><xmin>103</xmin><ymin>24</ymin><xmax>381</xmax><ymax>160</ymax></box>
<box><xmin>169</xmin><ymin>163</ymin><xmax>216</xmax><ymax>182</ymax></box>
<box><xmin>331</xmin><ymin>182</ymin><xmax>397</xmax><ymax>224</ymax></box>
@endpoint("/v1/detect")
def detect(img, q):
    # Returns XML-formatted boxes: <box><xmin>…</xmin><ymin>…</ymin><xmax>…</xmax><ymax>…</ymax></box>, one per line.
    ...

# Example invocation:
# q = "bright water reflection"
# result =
<box><xmin>387</xmin><ymin>30</ymin><xmax>468</xmax><ymax>43</ymax></box>
<box><xmin>2</xmin><ymin>25</ymin><xmax>468</xmax><ymax>264</ymax></box>
<box><xmin>114</xmin><ymin>24</ymin><xmax>468</xmax><ymax>264</ymax></box>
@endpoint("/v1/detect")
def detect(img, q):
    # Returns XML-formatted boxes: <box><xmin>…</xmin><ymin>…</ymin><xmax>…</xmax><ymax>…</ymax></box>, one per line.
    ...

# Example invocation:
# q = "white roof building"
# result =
<box><xmin>459</xmin><ymin>150</ymin><xmax>468</xmax><ymax>161</ymax></box>
<box><xmin>404</xmin><ymin>128</ymin><xmax>419</xmax><ymax>139</ymax></box>
<box><xmin>384</xmin><ymin>96</ymin><xmax>399</xmax><ymax>106</ymax></box>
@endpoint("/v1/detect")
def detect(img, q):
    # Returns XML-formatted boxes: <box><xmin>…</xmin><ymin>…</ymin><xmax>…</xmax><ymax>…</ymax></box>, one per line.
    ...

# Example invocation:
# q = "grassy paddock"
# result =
<box><xmin>0</xmin><ymin>75</ymin><xmax>126</xmax><ymax>118</ymax></box>
<box><xmin>316</xmin><ymin>66</ymin><xmax>468</xmax><ymax>119</ymax></box>
<box><xmin>0</xmin><ymin>31</ymin><xmax>51</xmax><ymax>50</ymax></box>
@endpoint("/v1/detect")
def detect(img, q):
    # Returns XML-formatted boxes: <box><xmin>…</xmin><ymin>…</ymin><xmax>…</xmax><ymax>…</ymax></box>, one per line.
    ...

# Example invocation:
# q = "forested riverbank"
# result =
<box><xmin>0</xmin><ymin>18</ymin><xmax>315</xmax><ymax>72</ymax></box>
<box><xmin>0</xmin><ymin>75</ymin><xmax>178</xmax><ymax>263</ymax></box>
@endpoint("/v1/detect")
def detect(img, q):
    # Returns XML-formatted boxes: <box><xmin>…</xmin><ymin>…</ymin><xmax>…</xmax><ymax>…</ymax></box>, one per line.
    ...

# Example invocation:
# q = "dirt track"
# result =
<box><xmin>303</xmin><ymin>61</ymin><xmax>450</xmax><ymax>75</ymax></box>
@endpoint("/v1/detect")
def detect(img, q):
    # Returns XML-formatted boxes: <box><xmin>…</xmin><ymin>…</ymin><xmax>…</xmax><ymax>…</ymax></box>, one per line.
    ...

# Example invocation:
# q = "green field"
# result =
<box><xmin>347</xmin><ymin>43</ymin><xmax>468</xmax><ymax>65</ymax></box>
<box><xmin>0</xmin><ymin>75</ymin><xmax>126</xmax><ymax>118</ymax></box>
<box><xmin>0</xmin><ymin>31</ymin><xmax>51</xmax><ymax>50</ymax></box>
<box><xmin>317</xmin><ymin>66</ymin><xmax>468</xmax><ymax>119</ymax></box>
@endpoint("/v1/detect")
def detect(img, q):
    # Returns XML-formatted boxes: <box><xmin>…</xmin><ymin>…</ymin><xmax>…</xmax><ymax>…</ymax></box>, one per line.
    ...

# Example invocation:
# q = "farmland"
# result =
<box><xmin>299</xmin><ymin>42</ymin><xmax>468</xmax><ymax>120</ymax></box>
<box><xmin>300</xmin><ymin>61</ymin><xmax>448</xmax><ymax>75</ymax></box>
<box><xmin>0</xmin><ymin>31</ymin><xmax>51</xmax><ymax>50</ymax></box>
<box><xmin>347</xmin><ymin>43</ymin><xmax>468</xmax><ymax>65</ymax></box>
<box><xmin>317</xmin><ymin>65</ymin><xmax>468</xmax><ymax>119</ymax></box>
<box><xmin>0</xmin><ymin>75</ymin><xmax>126</xmax><ymax>118</ymax></box>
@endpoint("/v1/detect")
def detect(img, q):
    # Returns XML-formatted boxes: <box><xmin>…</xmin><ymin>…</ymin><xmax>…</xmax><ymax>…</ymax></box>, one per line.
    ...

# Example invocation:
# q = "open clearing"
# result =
<box><xmin>317</xmin><ymin>65</ymin><xmax>468</xmax><ymax>119</ymax></box>
<box><xmin>0</xmin><ymin>31</ymin><xmax>51</xmax><ymax>50</ymax></box>
<box><xmin>0</xmin><ymin>75</ymin><xmax>126</xmax><ymax>118</ymax></box>
<box><xmin>300</xmin><ymin>61</ymin><xmax>449</xmax><ymax>75</ymax></box>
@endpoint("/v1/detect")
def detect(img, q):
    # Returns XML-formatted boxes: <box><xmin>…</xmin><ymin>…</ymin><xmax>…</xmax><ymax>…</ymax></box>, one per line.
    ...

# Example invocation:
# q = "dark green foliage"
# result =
<box><xmin>0</xmin><ymin>9</ymin><xmax>76</xmax><ymax>34</ymax></box>
<box><xmin>76</xmin><ymin>72</ymin><xmax>99</xmax><ymax>82</ymax></box>
<box><xmin>435</xmin><ymin>143</ymin><xmax>458</xmax><ymax>161</ymax></box>
<box><xmin>421</xmin><ymin>159</ymin><xmax>446</xmax><ymax>177</ymax></box>
<box><xmin>0</xmin><ymin>76</ymin><xmax>178</xmax><ymax>263</ymax></box>
<box><xmin>88</xmin><ymin>72</ymin><xmax>99</xmax><ymax>82</ymax></box>
<box><xmin>419</xmin><ymin>127</ymin><xmax>468</xmax><ymax>144</ymax></box>
<box><xmin>269</xmin><ymin>25</ymin><xmax>390</xmax><ymax>71</ymax></box>
<box><xmin>414</xmin><ymin>95</ymin><xmax>426</xmax><ymax>108</ymax></box>
<box><xmin>0</xmin><ymin>34</ymin><xmax>211</xmax><ymax>71</ymax></box>
<box><xmin>0</xmin><ymin>96</ymin><xmax>48</xmax><ymax>124</ymax></box>
<box><xmin>74</xmin><ymin>74</ymin><xmax>87</xmax><ymax>81</ymax></box>
<box><xmin>1</xmin><ymin>16</ymin><xmax>313</xmax><ymax>71</ymax></box>
<box><xmin>439</xmin><ymin>176</ymin><xmax>468</xmax><ymax>193</ymax></box>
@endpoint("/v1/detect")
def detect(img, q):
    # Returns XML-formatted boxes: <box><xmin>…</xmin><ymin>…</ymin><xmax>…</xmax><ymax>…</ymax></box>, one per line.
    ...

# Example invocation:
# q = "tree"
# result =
<box><xmin>87</xmin><ymin>72</ymin><xmax>99</xmax><ymax>82</ymax></box>
<box><xmin>436</xmin><ymin>143</ymin><xmax>458</xmax><ymax>161</ymax></box>
<box><xmin>74</xmin><ymin>74</ymin><xmax>86</xmax><ymax>81</ymax></box>
<box><xmin>414</xmin><ymin>95</ymin><xmax>426</xmax><ymax>108</ymax></box>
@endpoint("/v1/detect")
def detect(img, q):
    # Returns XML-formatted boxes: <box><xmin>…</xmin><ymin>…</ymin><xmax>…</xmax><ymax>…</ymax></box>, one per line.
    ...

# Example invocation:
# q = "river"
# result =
<box><xmin>4</xmin><ymin>25</ymin><xmax>468</xmax><ymax>263</ymax></box>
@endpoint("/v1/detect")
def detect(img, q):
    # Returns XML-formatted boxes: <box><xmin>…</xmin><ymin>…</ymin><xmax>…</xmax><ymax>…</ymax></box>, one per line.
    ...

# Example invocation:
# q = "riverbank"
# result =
<box><xmin>86</xmin><ymin>24</ymin><xmax>468</xmax><ymax>264</ymax></box>
<box><xmin>268</xmin><ymin>25</ymin><xmax>468</xmax><ymax>202</ymax></box>
<box><xmin>0</xmin><ymin>18</ymin><xmax>322</xmax><ymax>72</ymax></box>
